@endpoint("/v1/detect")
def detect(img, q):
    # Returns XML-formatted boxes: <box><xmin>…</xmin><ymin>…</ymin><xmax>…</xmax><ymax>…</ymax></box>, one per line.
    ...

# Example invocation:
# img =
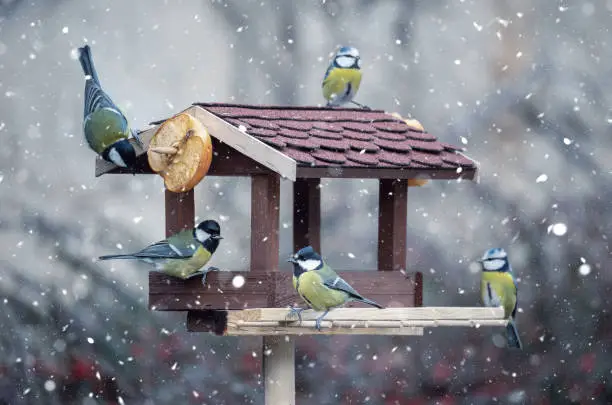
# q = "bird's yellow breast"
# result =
<box><xmin>294</xmin><ymin>271</ymin><xmax>346</xmax><ymax>311</ymax></box>
<box><xmin>323</xmin><ymin>68</ymin><xmax>362</xmax><ymax>101</ymax></box>
<box><xmin>162</xmin><ymin>246</ymin><xmax>212</xmax><ymax>279</ymax></box>
<box><xmin>481</xmin><ymin>271</ymin><xmax>516</xmax><ymax>319</ymax></box>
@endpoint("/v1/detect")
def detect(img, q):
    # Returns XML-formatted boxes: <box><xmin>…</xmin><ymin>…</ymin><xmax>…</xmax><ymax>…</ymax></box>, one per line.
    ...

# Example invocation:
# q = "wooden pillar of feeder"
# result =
<box><xmin>293</xmin><ymin>178</ymin><xmax>321</xmax><ymax>253</ymax></box>
<box><xmin>263</xmin><ymin>336</ymin><xmax>295</xmax><ymax>405</ymax></box>
<box><xmin>165</xmin><ymin>189</ymin><xmax>227</xmax><ymax>333</ymax></box>
<box><xmin>378</xmin><ymin>179</ymin><xmax>408</xmax><ymax>272</ymax></box>
<box><xmin>250</xmin><ymin>173</ymin><xmax>294</xmax><ymax>405</ymax></box>
<box><xmin>165</xmin><ymin>189</ymin><xmax>195</xmax><ymax>236</ymax></box>
<box><xmin>251</xmin><ymin>174</ymin><xmax>281</xmax><ymax>272</ymax></box>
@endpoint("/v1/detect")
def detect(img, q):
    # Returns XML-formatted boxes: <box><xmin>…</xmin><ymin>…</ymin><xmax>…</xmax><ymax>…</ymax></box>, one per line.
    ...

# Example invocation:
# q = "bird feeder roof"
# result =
<box><xmin>194</xmin><ymin>103</ymin><xmax>478</xmax><ymax>180</ymax></box>
<box><xmin>96</xmin><ymin>103</ymin><xmax>478</xmax><ymax>181</ymax></box>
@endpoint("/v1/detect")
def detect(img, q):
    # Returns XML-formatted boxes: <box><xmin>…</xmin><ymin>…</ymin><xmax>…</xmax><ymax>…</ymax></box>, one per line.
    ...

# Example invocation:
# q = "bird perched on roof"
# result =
<box><xmin>78</xmin><ymin>44</ymin><xmax>142</xmax><ymax>170</ymax></box>
<box><xmin>98</xmin><ymin>220</ymin><xmax>223</xmax><ymax>285</ymax></box>
<box><xmin>287</xmin><ymin>246</ymin><xmax>383</xmax><ymax>330</ymax></box>
<box><xmin>479</xmin><ymin>248</ymin><xmax>523</xmax><ymax>349</ymax></box>
<box><xmin>322</xmin><ymin>46</ymin><xmax>369</xmax><ymax>109</ymax></box>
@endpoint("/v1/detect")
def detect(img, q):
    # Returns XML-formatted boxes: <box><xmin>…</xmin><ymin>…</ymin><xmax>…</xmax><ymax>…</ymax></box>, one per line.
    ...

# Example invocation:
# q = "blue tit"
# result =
<box><xmin>322</xmin><ymin>46</ymin><xmax>369</xmax><ymax>109</ymax></box>
<box><xmin>78</xmin><ymin>45</ymin><xmax>142</xmax><ymax>170</ymax></box>
<box><xmin>479</xmin><ymin>248</ymin><xmax>523</xmax><ymax>349</ymax></box>
<box><xmin>287</xmin><ymin>246</ymin><xmax>383</xmax><ymax>331</ymax></box>
<box><xmin>99</xmin><ymin>220</ymin><xmax>223</xmax><ymax>285</ymax></box>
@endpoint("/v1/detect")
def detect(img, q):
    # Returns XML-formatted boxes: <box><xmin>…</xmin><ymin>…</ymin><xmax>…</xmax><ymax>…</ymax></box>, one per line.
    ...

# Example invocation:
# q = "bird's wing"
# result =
<box><xmin>132</xmin><ymin>230</ymin><xmax>198</xmax><ymax>259</ymax></box>
<box><xmin>322</xmin><ymin>63</ymin><xmax>334</xmax><ymax>87</ymax></box>
<box><xmin>511</xmin><ymin>274</ymin><xmax>518</xmax><ymax>319</ymax></box>
<box><xmin>84</xmin><ymin>79</ymin><xmax>122</xmax><ymax>117</ymax></box>
<box><xmin>322</xmin><ymin>274</ymin><xmax>362</xmax><ymax>299</ymax></box>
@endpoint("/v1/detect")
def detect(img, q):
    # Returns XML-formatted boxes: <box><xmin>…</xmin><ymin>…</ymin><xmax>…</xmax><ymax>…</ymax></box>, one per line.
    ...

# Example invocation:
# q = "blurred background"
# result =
<box><xmin>1</xmin><ymin>0</ymin><xmax>611</xmax><ymax>403</ymax></box>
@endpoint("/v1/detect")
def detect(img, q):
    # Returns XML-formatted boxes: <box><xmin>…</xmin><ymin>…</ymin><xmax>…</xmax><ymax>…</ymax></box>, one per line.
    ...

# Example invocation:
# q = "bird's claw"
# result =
<box><xmin>350</xmin><ymin>101</ymin><xmax>371</xmax><ymax>110</ymax></box>
<box><xmin>201</xmin><ymin>267</ymin><xmax>220</xmax><ymax>286</ymax></box>
<box><xmin>314</xmin><ymin>310</ymin><xmax>329</xmax><ymax>332</ymax></box>
<box><xmin>132</xmin><ymin>130</ymin><xmax>144</xmax><ymax>148</ymax></box>
<box><xmin>286</xmin><ymin>306</ymin><xmax>305</xmax><ymax>324</ymax></box>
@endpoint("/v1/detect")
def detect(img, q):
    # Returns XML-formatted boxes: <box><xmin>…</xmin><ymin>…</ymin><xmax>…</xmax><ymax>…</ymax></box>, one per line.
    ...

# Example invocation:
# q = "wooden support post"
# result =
<box><xmin>250</xmin><ymin>174</ymin><xmax>293</xmax><ymax>404</ymax></box>
<box><xmin>293</xmin><ymin>178</ymin><xmax>321</xmax><ymax>253</ymax></box>
<box><xmin>378</xmin><ymin>179</ymin><xmax>408</xmax><ymax>272</ymax></box>
<box><xmin>165</xmin><ymin>189</ymin><xmax>195</xmax><ymax>236</ymax></box>
<box><xmin>263</xmin><ymin>336</ymin><xmax>295</xmax><ymax>405</ymax></box>
<box><xmin>250</xmin><ymin>174</ymin><xmax>281</xmax><ymax>272</ymax></box>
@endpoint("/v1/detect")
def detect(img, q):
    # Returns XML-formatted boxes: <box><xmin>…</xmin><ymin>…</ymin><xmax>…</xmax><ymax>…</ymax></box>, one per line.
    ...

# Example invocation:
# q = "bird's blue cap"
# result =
<box><xmin>336</xmin><ymin>46</ymin><xmax>360</xmax><ymax>58</ymax></box>
<box><xmin>296</xmin><ymin>246</ymin><xmax>315</xmax><ymax>257</ymax></box>
<box><xmin>480</xmin><ymin>248</ymin><xmax>507</xmax><ymax>261</ymax></box>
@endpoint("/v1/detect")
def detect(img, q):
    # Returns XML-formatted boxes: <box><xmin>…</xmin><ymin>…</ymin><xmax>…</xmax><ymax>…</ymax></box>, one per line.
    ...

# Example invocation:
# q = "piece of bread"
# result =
<box><xmin>147</xmin><ymin>112</ymin><xmax>213</xmax><ymax>193</ymax></box>
<box><xmin>389</xmin><ymin>113</ymin><xmax>429</xmax><ymax>186</ymax></box>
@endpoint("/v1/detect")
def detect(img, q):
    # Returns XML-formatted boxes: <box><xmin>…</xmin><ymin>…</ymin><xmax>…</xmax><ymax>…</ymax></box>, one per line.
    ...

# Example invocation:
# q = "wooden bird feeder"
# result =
<box><xmin>96</xmin><ymin>103</ymin><xmax>505</xmax><ymax>405</ymax></box>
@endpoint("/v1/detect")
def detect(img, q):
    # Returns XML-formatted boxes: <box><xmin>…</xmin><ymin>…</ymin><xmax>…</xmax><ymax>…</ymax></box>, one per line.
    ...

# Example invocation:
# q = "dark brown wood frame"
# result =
<box><xmin>149</xmin><ymin>165</ymin><xmax>422</xmax><ymax>334</ymax></box>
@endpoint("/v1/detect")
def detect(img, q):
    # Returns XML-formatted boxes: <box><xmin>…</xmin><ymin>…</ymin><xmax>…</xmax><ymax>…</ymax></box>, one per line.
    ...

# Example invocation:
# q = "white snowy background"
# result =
<box><xmin>1</xmin><ymin>0</ymin><xmax>611</xmax><ymax>404</ymax></box>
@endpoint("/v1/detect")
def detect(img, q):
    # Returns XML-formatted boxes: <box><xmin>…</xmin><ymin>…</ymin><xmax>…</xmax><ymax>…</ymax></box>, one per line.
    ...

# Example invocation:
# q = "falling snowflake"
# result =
<box><xmin>232</xmin><ymin>275</ymin><xmax>245</xmax><ymax>288</ymax></box>
<box><xmin>535</xmin><ymin>174</ymin><xmax>548</xmax><ymax>183</ymax></box>
<box><xmin>548</xmin><ymin>223</ymin><xmax>567</xmax><ymax>236</ymax></box>
<box><xmin>578</xmin><ymin>263</ymin><xmax>591</xmax><ymax>276</ymax></box>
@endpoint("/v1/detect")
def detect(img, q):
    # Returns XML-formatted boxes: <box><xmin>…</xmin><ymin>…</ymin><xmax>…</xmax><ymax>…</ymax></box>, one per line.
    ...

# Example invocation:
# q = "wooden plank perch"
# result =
<box><xmin>204</xmin><ymin>307</ymin><xmax>507</xmax><ymax>336</ymax></box>
<box><xmin>150</xmin><ymin>270</ymin><xmax>418</xmax><ymax>311</ymax></box>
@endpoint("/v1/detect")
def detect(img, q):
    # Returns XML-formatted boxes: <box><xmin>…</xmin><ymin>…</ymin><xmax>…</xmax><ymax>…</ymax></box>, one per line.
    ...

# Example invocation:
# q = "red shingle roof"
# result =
<box><xmin>193</xmin><ymin>103</ymin><xmax>476</xmax><ymax>173</ymax></box>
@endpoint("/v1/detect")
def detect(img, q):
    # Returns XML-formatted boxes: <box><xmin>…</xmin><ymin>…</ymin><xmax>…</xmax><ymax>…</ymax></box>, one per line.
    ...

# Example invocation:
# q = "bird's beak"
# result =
<box><xmin>476</xmin><ymin>259</ymin><xmax>484</xmax><ymax>263</ymax></box>
<box><xmin>213</xmin><ymin>235</ymin><xmax>224</xmax><ymax>240</ymax></box>
<box><xmin>287</xmin><ymin>257</ymin><xmax>297</xmax><ymax>263</ymax></box>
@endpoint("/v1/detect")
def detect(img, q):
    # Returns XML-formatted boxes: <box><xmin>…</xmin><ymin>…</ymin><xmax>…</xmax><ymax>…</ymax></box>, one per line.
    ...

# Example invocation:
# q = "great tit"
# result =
<box><xmin>322</xmin><ymin>46</ymin><xmax>369</xmax><ymax>109</ymax></box>
<box><xmin>99</xmin><ymin>220</ymin><xmax>223</xmax><ymax>285</ymax></box>
<box><xmin>78</xmin><ymin>44</ymin><xmax>142</xmax><ymax>170</ymax></box>
<box><xmin>479</xmin><ymin>248</ymin><xmax>523</xmax><ymax>349</ymax></box>
<box><xmin>287</xmin><ymin>246</ymin><xmax>383</xmax><ymax>331</ymax></box>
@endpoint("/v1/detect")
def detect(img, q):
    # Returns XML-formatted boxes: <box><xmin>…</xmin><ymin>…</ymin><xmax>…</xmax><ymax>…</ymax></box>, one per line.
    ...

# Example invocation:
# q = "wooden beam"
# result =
<box><xmin>165</xmin><ymin>189</ymin><xmax>195</xmax><ymax>237</ymax></box>
<box><xmin>225</xmin><ymin>324</ymin><xmax>424</xmax><ymax>336</ymax></box>
<box><xmin>215</xmin><ymin>306</ymin><xmax>508</xmax><ymax>336</ymax></box>
<box><xmin>191</xmin><ymin>106</ymin><xmax>297</xmax><ymax>181</ymax></box>
<box><xmin>296</xmin><ymin>166</ymin><xmax>477</xmax><ymax>181</ymax></box>
<box><xmin>210</xmin><ymin>139</ymin><xmax>275</xmax><ymax>176</ymax></box>
<box><xmin>249</xmin><ymin>173</ymin><xmax>291</xmax><ymax>405</ymax></box>
<box><xmin>185</xmin><ymin>310</ymin><xmax>228</xmax><ymax>335</ymax></box>
<box><xmin>149</xmin><ymin>271</ymin><xmax>271</xmax><ymax>311</ymax></box>
<box><xmin>414</xmin><ymin>271</ymin><xmax>423</xmax><ymax>307</ymax></box>
<box><xmin>96</xmin><ymin>137</ymin><xmax>275</xmax><ymax>177</ymax></box>
<box><xmin>149</xmin><ymin>271</ymin><xmax>416</xmax><ymax>311</ymax></box>
<box><xmin>263</xmin><ymin>336</ymin><xmax>295</xmax><ymax>405</ymax></box>
<box><xmin>292</xmin><ymin>178</ymin><xmax>321</xmax><ymax>253</ymax></box>
<box><xmin>228</xmin><ymin>307</ymin><xmax>506</xmax><ymax>322</ymax></box>
<box><xmin>251</xmin><ymin>174</ymin><xmax>281</xmax><ymax>275</ymax></box>
<box><xmin>378</xmin><ymin>179</ymin><xmax>408</xmax><ymax>272</ymax></box>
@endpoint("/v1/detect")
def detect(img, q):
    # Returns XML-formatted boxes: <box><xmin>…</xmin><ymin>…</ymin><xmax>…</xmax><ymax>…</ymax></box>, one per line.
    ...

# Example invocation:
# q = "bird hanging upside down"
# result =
<box><xmin>78</xmin><ymin>44</ymin><xmax>142</xmax><ymax>171</ymax></box>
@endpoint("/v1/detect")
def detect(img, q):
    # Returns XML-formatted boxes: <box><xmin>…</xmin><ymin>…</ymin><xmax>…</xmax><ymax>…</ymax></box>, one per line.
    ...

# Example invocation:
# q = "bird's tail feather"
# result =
<box><xmin>78</xmin><ymin>45</ymin><xmax>100</xmax><ymax>85</ymax></box>
<box><xmin>98</xmin><ymin>254</ymin><xmax>136</xmax><ymax>261</ymax></box>
<box><xmin>358</xmin><ymin>297</ymin><xmax>384</xmax><ymax>309</ymax></box>
<box><xmin>506</xmin><ymin>319</ymin><xmax>523</xmax><ymax>349</ymax></box>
